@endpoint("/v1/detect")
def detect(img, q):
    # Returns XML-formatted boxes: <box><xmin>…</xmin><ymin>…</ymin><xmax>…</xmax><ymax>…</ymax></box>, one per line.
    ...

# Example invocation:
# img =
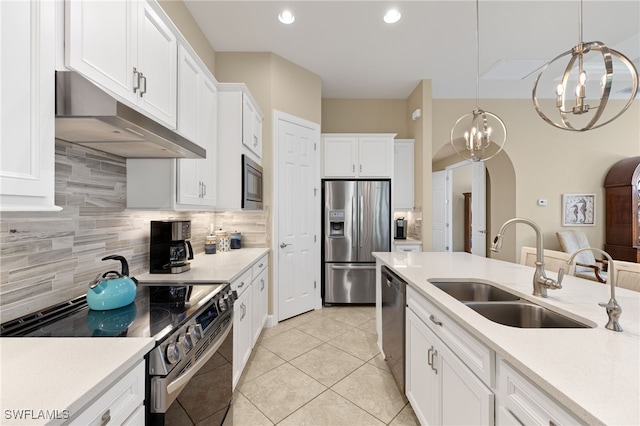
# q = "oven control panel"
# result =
<box><xmin>148</xmin><ymin>285</ymin><xmax>235</xmax><ymax>376</ymax></box>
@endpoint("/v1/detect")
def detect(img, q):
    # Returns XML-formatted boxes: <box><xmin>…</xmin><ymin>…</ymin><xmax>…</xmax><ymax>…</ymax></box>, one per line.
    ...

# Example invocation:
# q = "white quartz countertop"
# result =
<box><xmin>135</xmin><ymin>247</ymin><xmax>270</xmax><ymax>284</ymax></box>
<box><xmin>373</xmin><ymin>251</ymin><xmax>640</xmax><ymax>426</ymax></box>
<box><xmin>0</xmin><ymin>337</ymin><xmax>154</xmax><ymax>425</ymax></box>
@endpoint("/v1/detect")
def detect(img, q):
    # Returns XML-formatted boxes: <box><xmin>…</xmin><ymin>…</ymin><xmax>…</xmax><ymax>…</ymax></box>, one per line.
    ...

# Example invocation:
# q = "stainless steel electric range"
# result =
<box><xmin>1</xmin><ymin>283</ymin><xmax>235</xmax><ymax>426</ymax></box>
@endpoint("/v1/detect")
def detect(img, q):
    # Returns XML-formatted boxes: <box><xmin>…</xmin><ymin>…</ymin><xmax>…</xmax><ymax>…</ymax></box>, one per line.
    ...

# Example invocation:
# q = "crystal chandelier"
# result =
<box><xmin>532</xmin><ymin>0</ymin><xmax>638</xmax><ymax>131</ymax></box>
<box><xmin>450</xmin><ymin>0</ymin><xmax>507</xmax><ymax>162</ymax></box>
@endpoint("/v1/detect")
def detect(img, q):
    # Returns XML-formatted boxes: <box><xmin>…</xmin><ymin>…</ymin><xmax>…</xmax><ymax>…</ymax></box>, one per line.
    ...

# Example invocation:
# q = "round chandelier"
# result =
<box><xmin>532</xmin><ymin>0</ymin><xmax>639</xmax><ymax>131</ymax></box>
<box><xmin>450</xmin><ymin>0</ymin><xmax>507</xmax><ymax>163</ymax></box>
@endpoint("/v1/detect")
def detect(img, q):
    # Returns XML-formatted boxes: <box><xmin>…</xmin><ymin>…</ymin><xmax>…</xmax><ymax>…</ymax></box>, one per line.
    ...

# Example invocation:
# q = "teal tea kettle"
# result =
<box><xmin>87</xmin><ymin>255</ymin><xmax>138</xmax><ymax>310</ymax></box>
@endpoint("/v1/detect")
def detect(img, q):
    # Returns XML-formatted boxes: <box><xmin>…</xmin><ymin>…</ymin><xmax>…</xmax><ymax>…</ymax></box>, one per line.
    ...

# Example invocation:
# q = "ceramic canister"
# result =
<box><xmin>230</xmin><ymin>231</ymin><xmax>241</xmax><ymax>249</ymax></box>
<box><xmin>215</xmin><ymin>229</ymin><xmax>230</xmax><ymax>252</ymax></box>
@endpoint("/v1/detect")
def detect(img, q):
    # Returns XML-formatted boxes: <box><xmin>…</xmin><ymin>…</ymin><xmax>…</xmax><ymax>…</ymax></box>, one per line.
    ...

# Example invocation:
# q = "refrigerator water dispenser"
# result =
<box><xmin>329</xmin><ymin>210</ymin><xmax>345</xmax><ymax>236</ymax></box>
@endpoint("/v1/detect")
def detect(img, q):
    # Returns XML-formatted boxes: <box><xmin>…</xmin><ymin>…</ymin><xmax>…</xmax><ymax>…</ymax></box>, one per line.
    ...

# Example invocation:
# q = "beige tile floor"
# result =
<box><xmin>226</xmin><ymin>306</ymin><xmax>419</xmax><ymax>426</ymax></box>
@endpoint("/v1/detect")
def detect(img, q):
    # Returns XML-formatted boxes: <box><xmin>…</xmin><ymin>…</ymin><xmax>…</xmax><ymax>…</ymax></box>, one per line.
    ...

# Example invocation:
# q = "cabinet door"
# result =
<box><xmin>251</xmin><ymin>268</ymin><xmax>268</xmax><ymax>346</ymax></box>
<box><xmin>242</xmin><ymin>93</ymin><xmax>262</xmax><ymax>158</ymax></box>
<box><xmin>406</xmin><ymin>309</ymin><xmax>440</xmax><ymax>426</ymax></box>
<box><xmin>176</xmin><ymin>47</ymin><xmax>201</xmax><ymax>206</ymax></box>
<box><xmin>439</xmin><ymin>338</ymin><xmax>494</xmax><ymax>425</ymax></box>
<box><xmin>359</xmin><ymin>137</ymin><xmax>393</xmax><ymax>177</ymax></box>
<box><xmin>66</xmin><ymin>0</ymin><xmax>137</xmax><ymax>104</ymax></box>
<box><xmin>233</xmin><ymin>286</ymin><xmax>252</xmax><ymax>389</ymax></box>
<box><xmin>323</xmin><ymin>137</ymin><xmax>358</xmax><ymax>177</ymax></box>
<box><xmin>136</xmin><ymin>1</ymin><xmax>177</xmax><ymax>128</ymax></box>
<box><xmin>394</xmin><ymin>140</ymin><xmax>414</xmax><ymax>209</ymax></box>
<box><xmin>1</xmin><ymin>0</ymin><xmax>58</xmax><ymax>211</ymax></box>
<box><xmin>198</xmin><ymin>76</ymin><xmax>218</xmax><ymax>207</ymax></box>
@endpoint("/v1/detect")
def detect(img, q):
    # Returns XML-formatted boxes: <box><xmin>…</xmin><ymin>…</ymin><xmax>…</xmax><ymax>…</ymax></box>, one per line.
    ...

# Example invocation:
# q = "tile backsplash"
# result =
<box><xmin>0</xmin><ymin>140</ymin><xmax>268</xmax><ymax>323</ymax></box>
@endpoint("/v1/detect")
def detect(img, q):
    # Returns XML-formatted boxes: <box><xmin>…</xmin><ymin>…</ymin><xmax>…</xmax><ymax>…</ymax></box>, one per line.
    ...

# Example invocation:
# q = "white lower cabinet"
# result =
<box><xmin>232</xmin><ymin>257</ymin><xmax>270</xmax><ymax>389</ymax></box>
<box><xmin>406</xmin><ymin>287</ymin><xmax>494</xmax><ymax>426</ymax></box>
<box><xmin>496</xmin><ymin>358</ymin><xmax>581</xmax><ymax>426</ymax></box>
<box><xmin>251</xmin><ymin>256</ymin><xmax>269</xmax><ymax>346</ymax></box>
<box><xmin>70</xmin><ymin>360</ymin><xmax>145</xmax><ymax>425</ymax></box>
<box><xmin>232</xmin><ymin>269</ymin><xmax>253</xmax><ymax>389</ymax></box>
<box><xmin>393</xmin><ymin>243</ymin><xmax>422</xmax><ymax>252</ymax></box>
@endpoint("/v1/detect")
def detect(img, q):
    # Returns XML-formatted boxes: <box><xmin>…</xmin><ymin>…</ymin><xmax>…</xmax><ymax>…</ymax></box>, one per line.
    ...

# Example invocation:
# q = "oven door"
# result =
<box><xmin>149</xmin><ymin>316</ymin><xmax>233</xmax><ymax>425</ymax></box>
<box><xmin>242</xmin><ymin>154</ymin><xmax>263</xmax><ymax>210</ymax></box>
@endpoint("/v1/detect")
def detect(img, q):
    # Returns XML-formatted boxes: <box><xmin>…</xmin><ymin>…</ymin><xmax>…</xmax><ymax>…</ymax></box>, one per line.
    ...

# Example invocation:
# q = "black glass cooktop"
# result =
<box><xmin>0</xmin><ymin>284</ymin><xmax>225</xmax><ymax>339</ymax></box>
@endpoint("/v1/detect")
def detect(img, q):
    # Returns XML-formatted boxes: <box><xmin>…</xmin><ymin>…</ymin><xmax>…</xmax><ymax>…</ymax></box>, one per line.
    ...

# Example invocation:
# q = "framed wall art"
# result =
<box><xmin>562</xmin><ymin>194</ymin><xmax>595</xmax><ymax>226</ymax></box>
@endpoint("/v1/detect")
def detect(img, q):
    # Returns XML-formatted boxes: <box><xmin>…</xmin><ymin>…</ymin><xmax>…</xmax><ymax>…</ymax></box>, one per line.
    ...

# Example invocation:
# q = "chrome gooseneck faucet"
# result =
<box><xmin>567</xmin><ymin>248</ymin><xmax>622</xmax><ymax>332</ymax></box>
<box><xmin>491</xmin><ymin>218</ymin><xmax>563</xmax><ymax>298</ymax></box>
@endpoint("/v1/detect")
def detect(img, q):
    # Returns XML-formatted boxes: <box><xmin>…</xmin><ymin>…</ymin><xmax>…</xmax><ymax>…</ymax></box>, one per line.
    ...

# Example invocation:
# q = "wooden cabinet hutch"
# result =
<box><xmin>604</xmin><ymin>156</ymin><xmax>640</xmax><ymax>263</ymax></box>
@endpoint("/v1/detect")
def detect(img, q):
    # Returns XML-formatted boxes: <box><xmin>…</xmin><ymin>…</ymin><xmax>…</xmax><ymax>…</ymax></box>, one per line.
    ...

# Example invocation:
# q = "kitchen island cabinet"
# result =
<box><xmin>374</xmin><ymin>251</ymin><xmax>640</xmax><ymax>426</ymax></box>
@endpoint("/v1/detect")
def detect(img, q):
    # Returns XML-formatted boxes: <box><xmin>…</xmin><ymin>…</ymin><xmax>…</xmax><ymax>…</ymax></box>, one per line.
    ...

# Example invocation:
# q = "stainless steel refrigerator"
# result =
<box><xmin>322</xmin><ymin>180</ymin><xmax>391</xmax><ymax>304</ymax></box>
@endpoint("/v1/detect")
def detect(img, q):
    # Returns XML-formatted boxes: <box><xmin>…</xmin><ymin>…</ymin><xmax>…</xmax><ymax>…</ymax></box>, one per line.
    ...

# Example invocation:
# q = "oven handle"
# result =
<box><xmin>166</xmin><ymin>318</ymin><xmax>232</xmax><ymax>396</ymax></box>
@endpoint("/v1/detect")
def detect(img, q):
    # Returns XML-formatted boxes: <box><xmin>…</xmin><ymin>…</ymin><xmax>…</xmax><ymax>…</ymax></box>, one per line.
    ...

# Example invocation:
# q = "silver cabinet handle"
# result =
<box><xmin>140</xmin><ymin>73</ymin><xmax>147</xmax><ymax>96</ymax></box>
<box><xmin>280</xmin><ymin>242</ymin><xmax>292</xmax><ymax>248</ymax></box>
<box><xmin>238</xmin><ymin>281</ymin><xmax>246</xmax><ymax>289</ymax></box>
<box><xmin>202</xmin><ymin>183</ymin><xmax>206</xmax><ymax>197</ymax></box>
<box><xmin>258</xmin><ymin>263</ymin><xmax>264</xmax><ymax>268</ymax></box>
<box><xmin>241</xmin><ymin>303</ymin><xmax>246</xmax><ymax>320</ymax></box>
<box><xmin>359</xmin><ymin>164</ymin><xmax>362</xmax><ymax>173</ymax></box>
<box><xmin>429</xmin><ymin>315</ymin><xmax>443</xmax><ymax>327</ymax></box>
<box><xmin>427</xmin><ymin>347</ymin><xmax>433</xmax><ymax>366</ymax></box>
<box><xmin>352</xmin><ymin>164</ymin><xmax>355</xmax><ymax>173</ymax></box>
<box><xmin>431</xmin><ymin>349</ymin><xmax>438</xmax><ymax>374</ymax></box>
<box><xmin>100</xmin><ymin>409</ymin><xmax>111</xmax><ymax>426</ymax></box>
<box><xmin>261</xmin><ymin>278</ymin><xmax>265</xmax><ymax>290</ymax></box>
<box><xmin>133</xmin><ymin>67</ymin><xmax>140</xmax><ymax>93</ymax></box>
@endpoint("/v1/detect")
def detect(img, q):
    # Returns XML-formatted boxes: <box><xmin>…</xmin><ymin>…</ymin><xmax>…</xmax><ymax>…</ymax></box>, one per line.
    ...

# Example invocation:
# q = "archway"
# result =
<box><xmin>432</xmin><ymin>147</ymin><xmax>517</xmax><ymax>263</ymax></box>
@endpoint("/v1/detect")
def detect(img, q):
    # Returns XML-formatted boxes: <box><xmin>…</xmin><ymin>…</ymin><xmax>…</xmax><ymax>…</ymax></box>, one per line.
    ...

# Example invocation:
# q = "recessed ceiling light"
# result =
<box><xmin>278</xmin><ymin>10</ymin><xmax>295</xmax><ymax>25</ymax></box>
<box><xmin>383</xmin><ymin>9</ymin><xmax>401</xmax><ymax>24</ymax></box>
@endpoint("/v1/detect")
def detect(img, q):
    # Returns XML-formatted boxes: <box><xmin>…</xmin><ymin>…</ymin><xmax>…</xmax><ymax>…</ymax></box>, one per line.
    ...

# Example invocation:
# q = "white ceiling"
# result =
<box><xmin>183</xmin><ymin>1</ymin><xmax>640</xmax><ymax>100</ymax></box>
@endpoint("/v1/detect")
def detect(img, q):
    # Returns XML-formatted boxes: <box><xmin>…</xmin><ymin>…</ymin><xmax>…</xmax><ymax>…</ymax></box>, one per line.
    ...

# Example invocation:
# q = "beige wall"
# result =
<box><xmin>157</xmin><ymin>0</ymin><xmax>215</xmax><ymax>73</ymax></box>
<box><xmin>431</xmin><ymin>99</ymin><xmax>640</xmax><ymax>261</ymax></box>
<box><xmin>321</xmin><ymin>99</ymin><xmax>409</xmax><ymax>138</ymax></box>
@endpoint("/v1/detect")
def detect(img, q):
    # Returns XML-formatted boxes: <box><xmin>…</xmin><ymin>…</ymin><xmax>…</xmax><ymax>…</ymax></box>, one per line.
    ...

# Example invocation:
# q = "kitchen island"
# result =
<box><xmin>374</xmin><ymin>251</ymin><xmax>639</xmax><ymax>426</ymax></box>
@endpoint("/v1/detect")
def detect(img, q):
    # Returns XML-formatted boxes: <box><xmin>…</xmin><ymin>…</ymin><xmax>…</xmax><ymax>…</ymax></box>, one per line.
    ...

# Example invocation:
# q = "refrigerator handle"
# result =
<box><xmin>359</xmin><ymin>195</ymin><xmax>364</xmax><ymax>248</ymax></box>
<box><xmin>352</xmin><ymin>196</ymin><xmax>357</xmax><ymax>249</ymax></box>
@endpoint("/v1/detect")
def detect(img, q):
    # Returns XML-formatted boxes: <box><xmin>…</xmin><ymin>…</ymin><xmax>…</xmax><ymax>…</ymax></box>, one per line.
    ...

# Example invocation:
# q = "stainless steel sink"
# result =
<box><xmin>429</xmin><ymin>281</ymin><xmax>521</xmax><ymax>302</ymax></box>
<box><xmin>465</xmin><ymin>301</ymin><xmax>591</xmax><ymax>329</ymax></box>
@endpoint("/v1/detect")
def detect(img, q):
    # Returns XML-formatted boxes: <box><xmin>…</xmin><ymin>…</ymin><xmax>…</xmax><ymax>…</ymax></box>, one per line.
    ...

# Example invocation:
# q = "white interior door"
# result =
<box><xmin>275</xmin><ymin>112</ymin><xmax>320</xmax><ymax>322</ymax></box>
<box><xmin>432</xmin><ymin>170</ymin><xmax>448</xmax><ymax>252</ymax></box>
<box><xmin>471</xmin><ymin>162</ymin><xmax>486</xmax><ymax>256</ymax></box>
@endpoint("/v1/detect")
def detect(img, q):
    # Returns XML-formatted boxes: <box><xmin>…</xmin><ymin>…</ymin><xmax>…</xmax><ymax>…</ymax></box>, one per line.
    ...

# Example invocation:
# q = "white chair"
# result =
<box><xmin>611</xmin><ymin>260</ymin><xmax>640</xmax><ymax>292</ymax></box>
<box><xmin>556</xmin><ymin>231</ymin><xmax>607</xmax><ymax>283</ymax></box>
<box><xmin>519</xmin><ymin>246</ymin><xmax>576</xmax><ymax>276</ymax></box>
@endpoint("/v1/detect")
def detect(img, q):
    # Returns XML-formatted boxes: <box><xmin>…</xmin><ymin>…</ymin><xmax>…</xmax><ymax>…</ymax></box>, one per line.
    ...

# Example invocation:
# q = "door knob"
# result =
<box><xmin>280</xmin><ymin>242</ymin><xmax>292</xmax><ymax>248</ymax></box>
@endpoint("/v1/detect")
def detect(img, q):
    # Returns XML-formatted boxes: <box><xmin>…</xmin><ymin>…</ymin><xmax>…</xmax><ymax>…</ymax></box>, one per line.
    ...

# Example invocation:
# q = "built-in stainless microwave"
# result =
<box><xmin>242</xmin><ymin>154</ymin><xmax>263</xmax><ymax>210</ymax></box>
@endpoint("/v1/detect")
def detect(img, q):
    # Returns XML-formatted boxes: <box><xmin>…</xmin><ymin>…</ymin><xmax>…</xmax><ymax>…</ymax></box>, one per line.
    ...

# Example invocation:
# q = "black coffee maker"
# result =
<box><xmin>150</xmin><ymin>220</ymin><xmax>194</xmax><ymax>274</ymax></box>
<box><xmin>395</xmin><ymin>217</ymin><xmax>407</xmax><ymax>239</ymax></box>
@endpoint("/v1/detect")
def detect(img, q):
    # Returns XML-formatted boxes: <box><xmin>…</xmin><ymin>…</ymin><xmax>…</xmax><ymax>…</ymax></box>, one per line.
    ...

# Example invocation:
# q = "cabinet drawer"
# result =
<box><xmin>394</xmin><ymin>244</ymin><xmax>421</xmax><ymax>252</ymax></box>
<box><xmin>70</xmin><ymin>361</ymin><xmax>145</xmax><ymax>426</ymax></box>
<box><xmin>407</xmin><ymin>286</ymin><xmax>494</xmax><ymax>387</ymax></box>
<box><xmin>252</xmin><ymin>255</ymin><xmax>268</xmax><ymax>280</ymax></box>
<box><xmin>497</xmin><ymin>359</ymin><xmax>581</xmax><ymax>426</ymax></box>
<box><xmin>232</xmin><ymin>268</ymin><xmax>253</xmax><ymax>296</ymax></box>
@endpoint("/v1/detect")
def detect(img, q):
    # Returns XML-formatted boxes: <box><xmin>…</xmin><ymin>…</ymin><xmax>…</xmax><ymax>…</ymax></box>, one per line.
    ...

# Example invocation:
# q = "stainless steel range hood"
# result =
<box><xmin>55</xmin><ymin>71</ymin><xmax>205</xmax><ymax>159</ymax></box>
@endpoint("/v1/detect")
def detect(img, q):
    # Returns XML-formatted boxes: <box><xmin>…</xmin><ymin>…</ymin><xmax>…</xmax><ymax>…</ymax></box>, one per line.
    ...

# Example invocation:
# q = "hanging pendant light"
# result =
<box><xmin>450</xmin><ymin>0</ymin><xmax>507</xmax><ymax>163</ymax></box>
<box><xmin>532</xmin><ymin>0</ymin><xmax>638</xmax><ymax>131</ymax></box>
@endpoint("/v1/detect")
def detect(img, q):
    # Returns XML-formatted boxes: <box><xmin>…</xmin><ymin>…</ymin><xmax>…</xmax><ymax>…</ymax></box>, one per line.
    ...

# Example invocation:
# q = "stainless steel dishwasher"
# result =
<box><xmin>381</xmin><ymin>265</ymin><xmax>406</xmax><ymax>393</ymax></box>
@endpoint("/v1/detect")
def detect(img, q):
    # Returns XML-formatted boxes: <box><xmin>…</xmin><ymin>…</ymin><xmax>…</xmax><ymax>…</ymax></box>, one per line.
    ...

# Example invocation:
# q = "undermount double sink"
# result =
<box><xmin>429</xmin><ymin>281</ymin><xmax>590</xmax><ymax>329</ymax></box>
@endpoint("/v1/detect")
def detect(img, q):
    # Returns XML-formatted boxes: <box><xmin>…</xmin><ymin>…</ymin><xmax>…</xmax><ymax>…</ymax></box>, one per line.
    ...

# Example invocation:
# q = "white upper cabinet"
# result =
<box><xmin>0</xmin><ymin>0</ymin><xmax>59</xmax><ymax>211</ymax></box>
<box><xmin>322</xmin><ymin>134</ymin><xmax>395</xmax><ymax>178</ymax></box>
<box><xmin>393</xmin><ymin>139</ymin><xmax>414</xmax><ymax>209</ymax></box>
<box><xmin>176</xmin><ymin>46</ymin><xmax>217</xmax><ymax>207</ymax></box>
<box><xmin>127</xmin><ymin>44</ymin><xmax>217</xmax><ymax>210</ymax></box>
<box><xmin>66</xmin><ymin>0</ymin><xmax>177</xmax><ymax>129</ymax></box>
<box><xmin>242</xmin><ymin>93</ymin><xmax>263</xmax><ymax>159</ymax></box>
<box><xmin>216</xmin><ymin>83</ymin><xmax>263</xmax><ymax>210</ymax></box>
